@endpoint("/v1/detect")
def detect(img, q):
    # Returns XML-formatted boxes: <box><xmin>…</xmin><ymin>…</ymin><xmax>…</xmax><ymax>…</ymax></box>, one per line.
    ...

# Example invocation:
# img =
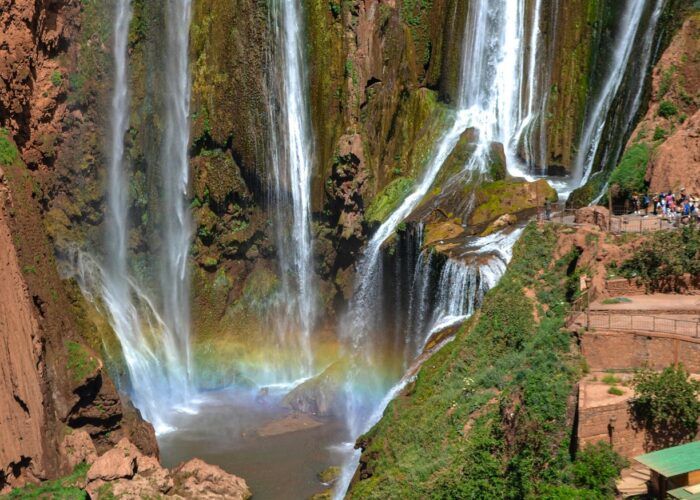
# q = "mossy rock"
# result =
<box><xmin>365</xmin><ymin>177</ymin><xmax>416</xmax><ymax>224</ymax></box>
<box><xmin>468</xmin><ymin>179</ymin><xmax>557</xmax><ymax>227</ymax></box>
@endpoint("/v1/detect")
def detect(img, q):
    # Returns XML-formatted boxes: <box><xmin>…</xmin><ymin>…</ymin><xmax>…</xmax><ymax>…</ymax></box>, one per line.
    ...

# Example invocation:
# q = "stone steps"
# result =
<box><xmin>617</xmin><ymin>464</ymin><xmax>650</xmax><ymax>498</ymax></box>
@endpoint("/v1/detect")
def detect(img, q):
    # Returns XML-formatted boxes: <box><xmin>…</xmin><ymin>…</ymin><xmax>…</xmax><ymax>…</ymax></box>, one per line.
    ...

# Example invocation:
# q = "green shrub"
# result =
<box><xmin>620</xmin><ymin>225</ymin><xmax>700</xmax><ymax>290</ymax></box>
<box><xmin>608</xmin><ymin>386</ymin><xmax>624</xmax><ymax>396</ymax></box>
<box><xmin>653</xmin><ymin>127</ymin><xmax>668</xmax><ymax>141</ymax></box>
<box><xmin>631</xmin><ymin>364</ymin><xmax>700</xmax><ymax>442</ymax></box>
<box><xmin>608</xmin><ymin>143</ymin><xmax>650</xmax><ymax>198</ymax></box>
<box><xmin>0</xmin><ymin>128</ymin><xmax>19</xmax><ymax>166</ymax></box>
<box><xmin>51</xmin><ymin>70</ymin><xmax>63</xmax><ymax>87</ymax></box>
<box><xmin>657</xmin><ymin>100</ymin><xmax>678</xmax><ymax>118</ymax></box>
<box><xmin>571</xmin><ymin>443</ymin><xmax>628</xmax><ymax>496</ymax></box>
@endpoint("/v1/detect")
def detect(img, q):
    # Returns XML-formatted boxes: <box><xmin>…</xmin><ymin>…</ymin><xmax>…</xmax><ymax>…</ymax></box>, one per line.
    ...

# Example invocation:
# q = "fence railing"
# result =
<box><xmin>566</xmin><ymin>290</ymin><xmax>590</xmax><ymax>328</ymax></box>
<box><xmin>609</xmin><ymin>216</ymin><xmax>673</xmax><ymax>234</ymax></box>
<box><xmin>588</xmin><ymin>311</ymin><xmax>700</xmax><ymax>337</ymax></box>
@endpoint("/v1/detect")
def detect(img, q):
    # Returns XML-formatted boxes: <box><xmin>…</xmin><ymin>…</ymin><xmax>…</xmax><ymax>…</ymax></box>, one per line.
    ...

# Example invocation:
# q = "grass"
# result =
<box><xmin>66</xmin><ymin>341</ymin><xmax>98</xmax><ymax>382</ymax></box>
<box><xmin>7</xmin><ymin>462</ymin><xmax>88</xmax><ymax>498</ymax></box>
<box><xmin>608</xmin><ymin>387</ymin><xmax>624</xmax><ymax>396</ymax></box>
<box><xmin>601</xmin><ymin>297</ymin><xmax>632</xmax><ymax>305</ymax></box>
<box><xmin>602</xmin><ymin>372</ymin><xmax>622</xmax><ymax>385</ymax></box>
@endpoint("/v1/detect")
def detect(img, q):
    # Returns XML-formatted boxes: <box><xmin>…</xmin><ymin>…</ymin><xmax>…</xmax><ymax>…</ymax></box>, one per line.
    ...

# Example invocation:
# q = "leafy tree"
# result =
<box><xmin>621</xmin><ymin>226</ymin><xmax>700</xmax><ymax>290</ymax></box>
<box><xmin>631</xmin><ymin>364</ymin><xmax>700</xmax><ymax>443</ymax></box>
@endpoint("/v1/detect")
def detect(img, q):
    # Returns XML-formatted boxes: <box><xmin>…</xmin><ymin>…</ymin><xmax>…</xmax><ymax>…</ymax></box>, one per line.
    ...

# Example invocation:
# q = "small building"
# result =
<box><xmin>636</xmin><ymin>441</ymin><xmax>700</xmax><ymax>499</ymax></box>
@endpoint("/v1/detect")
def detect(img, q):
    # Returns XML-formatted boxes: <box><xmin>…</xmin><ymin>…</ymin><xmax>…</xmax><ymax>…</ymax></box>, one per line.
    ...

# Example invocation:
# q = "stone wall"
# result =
<box><xmin>577</xmin><ymin>399</ymin><xmax>646</xmax><ymax>458</ymax></box>
<box><xmin>605</xmin><ymin>278</ymin><xmax>647</xmax><ymax>296</ymax></box>
<box><xmin>582</xmin><ymin>330</ymin><xmax>700</xmax><ymax>372</ymax></box>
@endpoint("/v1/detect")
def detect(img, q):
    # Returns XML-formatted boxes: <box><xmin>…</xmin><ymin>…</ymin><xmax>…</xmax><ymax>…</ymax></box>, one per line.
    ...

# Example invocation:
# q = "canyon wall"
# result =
<box><xmin>0</xmin><ymin>0</ymin><xmax>156</xmax><ymax>491</ymax></box>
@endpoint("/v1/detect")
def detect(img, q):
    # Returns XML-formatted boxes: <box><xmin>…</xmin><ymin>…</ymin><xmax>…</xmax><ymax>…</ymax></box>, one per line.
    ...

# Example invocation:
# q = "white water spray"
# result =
<box><xmin>267</xmin><ymin>0</ymin><xmax>316</xmax><ymax>380</ymax></box>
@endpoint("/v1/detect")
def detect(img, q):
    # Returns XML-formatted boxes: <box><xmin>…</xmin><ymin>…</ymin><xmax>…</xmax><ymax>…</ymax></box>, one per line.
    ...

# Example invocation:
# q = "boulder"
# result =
<box><xmin>60</xmin><ymin>430</ymin><xmax>97</xmax><ymax>470</ymax></box>
<box><xmin>575</xmin><ymin>206</ymin><xmax>609</xmax><ymax>231</ymax></box>
<box><xmin>172</xmin><ymin>458</ymin><xmax>251</xmax><ymax>499</ymax></box>
<box><xmin>282</xmin><ymin>361</ymin><xmax>347</xmax><ymax>416</ymax></box>
<box><xmin>86</xmin><ymin>439</ymin><xmax>137</xmax><ymax>482</ymax></box>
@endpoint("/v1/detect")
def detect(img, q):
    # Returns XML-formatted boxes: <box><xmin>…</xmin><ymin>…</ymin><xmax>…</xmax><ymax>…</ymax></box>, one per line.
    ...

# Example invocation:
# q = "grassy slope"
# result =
<box><xmin>349</xmin><ymin>224</ymin><xmax>618</xmax><ymax>499</ymax></box>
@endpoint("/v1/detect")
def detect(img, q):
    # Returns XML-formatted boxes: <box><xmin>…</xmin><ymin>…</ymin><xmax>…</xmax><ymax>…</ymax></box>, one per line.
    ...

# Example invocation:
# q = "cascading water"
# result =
<box><xmin>71</xmin><ymin>0</ymin><xmax>196</xmax><ymax>432</ymax></box>
<box><xmin>158</xmin><ymin>0</ymin><xmax>194</xmax><ymax>397</ymax></box>
<box><xmin>266</xmin><ymin>0</ymin><xmax>316</xmax><ymax>381</ymax></box>
<box><xmin>575</xmin><ymin>1</ymin><xmax>652</xmax><ymax>186</ymax></box>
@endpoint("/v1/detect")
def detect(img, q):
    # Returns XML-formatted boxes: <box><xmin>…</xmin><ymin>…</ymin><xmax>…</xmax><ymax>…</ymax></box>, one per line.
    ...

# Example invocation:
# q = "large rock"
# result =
<box><xmin>172</xmin><ymin>458</ymin><xmax>251</xmax><ymax>500</ymax></box>
<box><xmin>282</xmin><ymin>361</ymin><xmax>347</xmax><ymax>416</ymax></box>
<box><xmin>575</xmin><ymin>206</ymin><xmax>610</xmax><ymax>231</ymax></box>
<box><xmin>86</xmin><ymin>439</ymin><xmax>137</xmax><ymax>482</ymax></box>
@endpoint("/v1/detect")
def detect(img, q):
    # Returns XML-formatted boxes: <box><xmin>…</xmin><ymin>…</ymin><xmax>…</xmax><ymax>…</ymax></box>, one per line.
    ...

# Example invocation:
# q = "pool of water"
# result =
<box><xmin>158</xmin><ymin>388</ymin><xmax>350</xmax><ymax>500</ymax></box>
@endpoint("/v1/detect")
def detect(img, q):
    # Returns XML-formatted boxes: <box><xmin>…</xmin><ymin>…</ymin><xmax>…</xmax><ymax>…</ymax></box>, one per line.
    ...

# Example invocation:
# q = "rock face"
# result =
<box><xmin>642</xmin><ymin>13</ymin><xmax>700</xmax><ymax>194</ymax></box>
<box><xmin>0</xmin><ymin>168</ymin><xmax>48</xmax><ymax>488</ymax></box>
<box><xmin>81</xmin><ymin>438</ymin><xmax>251</xmax><ymax>499</ymax></box>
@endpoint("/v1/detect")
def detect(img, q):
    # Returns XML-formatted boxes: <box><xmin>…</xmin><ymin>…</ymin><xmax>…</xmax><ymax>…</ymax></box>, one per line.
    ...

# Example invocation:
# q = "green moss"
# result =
<box><xmin>7</xmin><ymin>462</ymin><xmax>89</xmax><ymax>499</ymax></box>
<box><xmin>365</xmin><ymin>177</ymin><xmax>416</xmax><ymax>223</ymax></box>
<box><xmin>469</xmin><ymin>179</ymin><xmax>557</xmax><ymax>226</ymax></box>
<box><xmin>0</xmin><ymin>128</ymin><xmax>19</xmax><ymax>166</ymax></box>
<box><xmin>66</xmin><ymin>341</ymin><xmax>98</xmax><ymax>382</ymax></box>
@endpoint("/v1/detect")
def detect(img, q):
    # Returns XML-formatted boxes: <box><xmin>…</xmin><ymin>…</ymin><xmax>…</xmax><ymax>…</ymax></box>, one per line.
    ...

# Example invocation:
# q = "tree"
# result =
<box><xmin>630</xmin><ymin>364</ymin><xmax>700</xmax><ymax>445</ymax></box>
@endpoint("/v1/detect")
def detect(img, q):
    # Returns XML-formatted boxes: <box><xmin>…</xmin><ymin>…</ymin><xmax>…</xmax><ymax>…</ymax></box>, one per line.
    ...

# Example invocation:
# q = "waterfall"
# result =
<box><xmin>267</xmin><ymin>0</ymin><xmax>316</xmax><ymax>380</ymax></box>
<box><xmin>71</xmin><ymin>0</ymin><xmax>196</xmax><ymax>432</ymax></box>
<box><xmin>575</xmin><ymin>1</ymin><xmax>649</xmax><ymax>185</ymax></box>
<box><xmin>159</xmin><ymin>0</ymin><xmax>194</xmax><ymax>394</ymax></box>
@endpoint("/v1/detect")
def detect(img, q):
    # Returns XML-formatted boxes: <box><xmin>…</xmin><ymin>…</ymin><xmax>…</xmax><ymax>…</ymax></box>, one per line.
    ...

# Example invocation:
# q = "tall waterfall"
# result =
<box><xmin>159</xmin><ymin>0</ymin><xmax>194</xmax><ymax>393</ymax></box>
<box><xmin>72</xmin><ymin>0</ymin><xmax>196</xmax><ymax>432</ymax></box>
<box><xmin>267</xmin><ymin>0</ymin><xmax>316</xmax><ymax>379</ymax></box>
<box><xmin>575</xmin><ymin>1</ymin><xmax>649</xmax><ymax>185</ymax></box>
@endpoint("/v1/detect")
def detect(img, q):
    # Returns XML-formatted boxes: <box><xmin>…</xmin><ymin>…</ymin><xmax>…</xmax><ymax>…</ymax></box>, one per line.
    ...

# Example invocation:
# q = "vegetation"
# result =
<box><xmin>66</xmin><ymin>340</ymin><xmax>99</xmax><ymax>382</ymax></box>
<box><xmin>657</xmin><ymin>100</ymin><xmax>678</xmax><ymax>118</ymax></box>
<box><xmin>570</xmin><ymin>443</ymin><xmax>628</xmax><ymax>497</ymax></box>
<box><xmin>631</xmin><ymin>364</ymin><xmax>700</xmax><ymax>443</ymax></box>
<box><xmin>608</xmin><ymin>143</ymin><xmax>650</xmax><ymax>199</ymax></box>
<box><xmin>620</xmin><ymin>226</ymin><xmax>700</xmax><ymax>290</ymax></box>
<box><xmin>0</xmin><ymin>128</ymin><xmax>19</xmax><ymax>166</ymax></box>
<box><xmin>349</xmin><ymin>224</ymin><xmax>625</xmax><ymax>498</ymax></box>
<box><xmin>7</xmin><ymin>462</ymin><xmax>89</xmax><ymax>498</ymax></box>
<box><xmin>365</xmin><ymin>177</ymin><xmax>416</xmax><ymax>223</ymax></box>
<box><xmin>608</xmin><ymin>386</ymin><xmax>624</xmax><ymax>396</ymax></box>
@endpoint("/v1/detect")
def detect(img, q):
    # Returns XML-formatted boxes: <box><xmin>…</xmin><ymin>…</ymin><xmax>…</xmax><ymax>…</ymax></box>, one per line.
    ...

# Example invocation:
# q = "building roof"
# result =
<box><xmin>668</xmin><ymin>484</ymin><xmax>700</xmax><ymax>499</ymax></box>
<box><xmin>636</xmin><ymin>441</ymin><xmax>700</xmax><ymax>478</ymax></box>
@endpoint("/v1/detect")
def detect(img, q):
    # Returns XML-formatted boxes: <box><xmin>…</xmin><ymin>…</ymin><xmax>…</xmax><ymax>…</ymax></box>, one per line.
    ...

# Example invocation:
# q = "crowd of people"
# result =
<box><xmin>630</xmin><ymin>188</ymin><xmax>700</xmax><ymax>222</ymax></box>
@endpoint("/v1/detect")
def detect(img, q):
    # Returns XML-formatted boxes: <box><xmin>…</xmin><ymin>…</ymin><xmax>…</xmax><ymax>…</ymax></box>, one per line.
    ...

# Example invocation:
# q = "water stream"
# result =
<box><xmin>266</xmin><ymin>0</ymin><xmax>317</xmax><ymax>382</ymax></box>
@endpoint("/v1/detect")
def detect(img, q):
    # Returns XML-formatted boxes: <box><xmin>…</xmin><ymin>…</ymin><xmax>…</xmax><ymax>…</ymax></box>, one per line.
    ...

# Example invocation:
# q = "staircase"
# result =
<box><xmin>616</xmin><ymin>463</ymin><xmax>651</xmax><ymax>498</ymax></box>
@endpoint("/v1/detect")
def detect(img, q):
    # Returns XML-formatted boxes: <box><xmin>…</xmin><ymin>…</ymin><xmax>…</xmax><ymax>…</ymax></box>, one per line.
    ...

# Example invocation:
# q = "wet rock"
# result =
<box><xmin>282</xmin><ymin>361</ymin><xmax>347</xmax><ymax>416</ymax></box>
<box><xmin>481</xmin><ymin>213</ymin><xmax>518</xmax><ymax>237</ymax></box>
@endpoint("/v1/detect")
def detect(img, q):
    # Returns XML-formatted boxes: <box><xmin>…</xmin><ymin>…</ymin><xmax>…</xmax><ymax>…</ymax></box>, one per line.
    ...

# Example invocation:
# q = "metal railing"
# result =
<box><xmin>609</xmin><ymin>216</ymin><xmax>674</xmax><ymax>234</ymax></box>
<box><xmin>588</xmin><ymin>311</ymin><xmax>700</xmax><ymax>337</ymax></box>
<box><xmin>566</xmin><ymin>290</ymin><xmax>590</xmax><ymax>328</ymax></box>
